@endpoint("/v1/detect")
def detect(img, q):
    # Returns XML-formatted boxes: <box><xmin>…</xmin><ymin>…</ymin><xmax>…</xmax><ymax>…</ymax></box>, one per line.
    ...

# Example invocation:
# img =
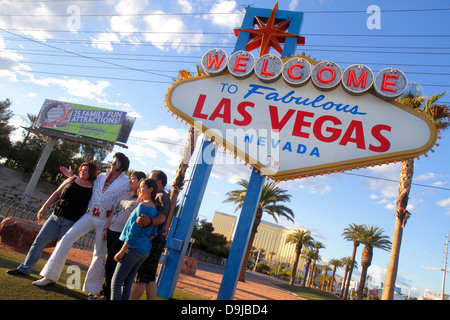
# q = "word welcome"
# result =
<box><xmin>201</xmin><ymin>48</ymin><xmax>408</xmax><ymax>100</ymax></box>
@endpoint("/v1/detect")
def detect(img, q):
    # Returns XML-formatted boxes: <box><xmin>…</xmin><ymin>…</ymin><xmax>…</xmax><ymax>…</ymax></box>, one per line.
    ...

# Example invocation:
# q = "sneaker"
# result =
<box><xmin>6</xmin><ymin>268</ymin><xmax>27</xmax><ymax>276</ymax></box>
<box><xmin>87</xmin><ymin>293</ymin><xmax>105</xmax><ymax>300</ymax></box>
<box><xmin>32</xmin><ymin>277</ymin><xmax>56</xmax><ymax>286</ymax></box>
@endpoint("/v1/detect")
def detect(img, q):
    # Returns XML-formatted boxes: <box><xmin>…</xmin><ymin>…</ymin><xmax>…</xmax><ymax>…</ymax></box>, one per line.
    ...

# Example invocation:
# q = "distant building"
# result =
<box><xmin>211</xmin><ymin>211</ymin><xmax>236</xmax><ymax>241</ymax></box>
<box><xmin>211</xmin><ymin>211</ymin><xmax>308</xmax><ymax>267</ymax></box>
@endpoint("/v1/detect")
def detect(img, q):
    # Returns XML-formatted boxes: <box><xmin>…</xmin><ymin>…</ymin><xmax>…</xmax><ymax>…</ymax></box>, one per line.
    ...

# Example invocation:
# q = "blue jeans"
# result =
<box><xmin>111</xmin><ymin>248</ymin><xmax>148</xmax><ymax>300</ymax></box>
<box><xmin>18</xmin><ymin>214</ymin><xmax>75</xmax><ymax>275</ymax></box>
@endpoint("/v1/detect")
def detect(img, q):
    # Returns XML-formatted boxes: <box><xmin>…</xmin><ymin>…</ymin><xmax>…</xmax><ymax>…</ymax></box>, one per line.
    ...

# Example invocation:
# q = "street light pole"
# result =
<box><xmin>442</xmin><ymin>233</ymin><xmax>448</xmax><ymax>300</ymax></box>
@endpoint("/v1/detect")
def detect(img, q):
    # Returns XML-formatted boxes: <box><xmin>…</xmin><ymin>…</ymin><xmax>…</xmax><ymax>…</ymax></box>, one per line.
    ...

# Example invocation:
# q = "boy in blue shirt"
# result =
<box><xmin>111</xmin><ymin>178</ymin><xmax>158</xmax><ymax>300</ymax></box>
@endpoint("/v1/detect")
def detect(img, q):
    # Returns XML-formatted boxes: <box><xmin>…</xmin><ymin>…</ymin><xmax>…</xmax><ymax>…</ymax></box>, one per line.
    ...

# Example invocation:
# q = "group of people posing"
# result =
<box><xmin>6</xmin><ymin>152</ymin><xmax>171</xmax><ymax>300</ymax></box>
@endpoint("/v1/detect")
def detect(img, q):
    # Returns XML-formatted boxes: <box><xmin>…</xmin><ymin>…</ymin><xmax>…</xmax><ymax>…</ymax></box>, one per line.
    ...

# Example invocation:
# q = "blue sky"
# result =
<box><xmin>0</xmin><ymin>0</ymin><xmax>449</xmax><ymax>298</ymax></box>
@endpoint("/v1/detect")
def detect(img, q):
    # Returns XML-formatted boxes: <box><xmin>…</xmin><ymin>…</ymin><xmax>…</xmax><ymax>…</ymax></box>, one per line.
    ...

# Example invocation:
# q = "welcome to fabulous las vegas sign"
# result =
<box><xmin>165</xmin><ymin>25</ymin><xmax>438</xmax><ymax>183</ymax></box>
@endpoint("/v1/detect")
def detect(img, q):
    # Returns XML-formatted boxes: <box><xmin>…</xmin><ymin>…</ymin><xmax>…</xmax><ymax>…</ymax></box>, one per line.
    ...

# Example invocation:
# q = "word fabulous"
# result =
<box><xmin>201</xmin><ymin>48</ymin><xmax>408</xmax><ymax>101</ymax></box>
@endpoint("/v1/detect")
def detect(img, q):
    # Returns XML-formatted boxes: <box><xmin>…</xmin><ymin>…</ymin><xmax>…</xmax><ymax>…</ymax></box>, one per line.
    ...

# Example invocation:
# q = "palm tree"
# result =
<box><xmin>165</xmin><ymin>67</ymin><xmax>203</xmax><ymax>233</ymax></box>
<box><xmin>356</xmin><ymin>225</ymin><xmax>392</xmax><ymax>300</ymax></box>
<box><xmin>320</xmin><ymin>265</ymin><xmax>332</xmax><ymax>290</ymax></box>
<box><xmin>224</xmin><ymin>179</ymin><xmax>294</xmax><ymax>281</ymax></box>
<box><xmin>341</xmin><ymin>223</ymin><xmax>364</xmax><ymax>300</ymax></box>
<box><xmin>328</xmin><ymin>258</ymin><xmax>344</xmax><ymax>293</ymax></box>
<box><xmin>383</xmin><ymin>91</ymin><xmax>449</xmax><ymax>300</ymax></box>
<box><xmin>310</xmin><ymin>265</ymin><xmax>322</xmax><ymax>288</ymax></box>
<box><xmin>301</xmin><ymin>248</ymin><xmax>316</xmax><ymax>287</ymax></box>
<box><xmin>268</xmin><ymin>251</ymin><xmax>276</xmax><ymax>266</ymax></box>
<box><xmin>285</xmin><ymin>229</ymin><xmax>313</xmax><ymax>285</ymax></box>
<box><xmin>339</xmin><ymin>256</ymin><xmax>354</xmax><ymax>298</ymax></box>
<box><xmin>307</xmin><ymin>241</ymin><xmax>325</xmax><ymax>287</ymax></box>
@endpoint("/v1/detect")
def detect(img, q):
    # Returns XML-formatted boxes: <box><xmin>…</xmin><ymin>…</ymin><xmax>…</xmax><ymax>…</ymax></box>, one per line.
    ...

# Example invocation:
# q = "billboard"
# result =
<box><xmin>34</xmin><ymin>99</ymin><xmax>134</xmax><ymax>146</ymax></box>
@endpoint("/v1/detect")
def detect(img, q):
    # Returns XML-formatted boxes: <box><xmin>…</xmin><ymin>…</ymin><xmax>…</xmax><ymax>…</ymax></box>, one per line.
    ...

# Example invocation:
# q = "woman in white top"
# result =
<box><xmin>34</xmin><ymin>153</ymin><xmax>130</xmax><ymax>299</ymax></box>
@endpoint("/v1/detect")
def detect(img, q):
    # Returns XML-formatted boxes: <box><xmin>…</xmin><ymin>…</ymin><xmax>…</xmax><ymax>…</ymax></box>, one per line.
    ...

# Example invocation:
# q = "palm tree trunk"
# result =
<box><xmin>302</xmin><ymin>260</ymin><xmax>311</xmax><ymax>287</ymax></box>
<box><xmin>239</xmin><ymin>207</ymin><xmax>262</xmax><ymax>282</ymax></box>
<box><xmin>320</xmin><ymin>270</ymin><xmax>328</xmax><ymax>290</ymax></box>
<box><xmin>308</xmin><ymin>260</ymin><xmax>316</xmax><ymax>287</ymax></box>
<box><xmin>357</xmin><ymin>245</ymin><xmax>373</xmax><ymax>300</ymax></box>
<box><xmin>340</xmin><ymin>266</ymin><xmax>349</xmax><ymax>297</ymax></box>
<box><xmin>289</xmin><ymin>244</ymin><xmax>302</xmax><ymax>285</ymax></box>
<box><xmin>356</xmin><ymin>265</ymin><xmax>369</xmax><ymax>300</ymax></box>
<box><xmin>382</xmin><ymin>159</ymin><xmax>414</xmax><ymax>300</ymax></box>
<box><xmin>165</xmin><ymin>126</ymin><xmax>198</xmax><ymax>235</ymax></box>
<box><xmin>329</xmin><ymin>268</ymin><xmax>336</xmax><ymax>292</ymax></box>
<box><xmin>343</xmin><ymin>242</ymin><xmax>359</xmax><ymax>300</ymax></box>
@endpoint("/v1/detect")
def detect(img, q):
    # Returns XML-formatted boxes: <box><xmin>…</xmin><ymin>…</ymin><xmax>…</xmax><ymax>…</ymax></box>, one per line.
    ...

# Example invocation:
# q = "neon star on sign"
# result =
<box><xmin>234</xmin><ymin>1</ymin><xmax>305</xmax><ymax>57</ymax></box>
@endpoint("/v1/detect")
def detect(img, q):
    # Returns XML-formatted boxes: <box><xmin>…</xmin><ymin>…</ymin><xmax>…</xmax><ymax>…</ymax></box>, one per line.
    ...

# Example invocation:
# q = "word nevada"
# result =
<box><xmin>201</xmin><ymin>48</ymin><xmax>408</xmax><ymax>100</ymax></box>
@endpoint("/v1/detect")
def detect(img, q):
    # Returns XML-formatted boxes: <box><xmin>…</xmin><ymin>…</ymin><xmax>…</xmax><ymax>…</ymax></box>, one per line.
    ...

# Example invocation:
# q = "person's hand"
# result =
<box><xmin>114</xmin><ymin>250</ymin><xmax>125</xmax><ymax>262</ymax></box>
<box><xmin>36</xmin><ymin>209</ymin><xmax>45</xmax><ymax>221</ymax></box>
<box><xmin>102</xmin><ymin>229</ymin><xmax>108</xmax><ymax>240</ymax></box>
<box><xmin>60</xmin><ymin>166</ymin><xmax>73</xmax><ymax>177</ymax></box>
<box><xmin>136</xmin><ymin>214</ymin><xmax>150</xmax><ymax>227</ymax></box>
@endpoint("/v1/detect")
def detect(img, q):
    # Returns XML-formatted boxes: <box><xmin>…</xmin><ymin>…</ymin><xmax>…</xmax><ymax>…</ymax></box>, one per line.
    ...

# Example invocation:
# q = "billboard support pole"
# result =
<box><xmin>21</xmin><ymin>137</ymin><xmax>57</xmax><ymax>204</ymax></box>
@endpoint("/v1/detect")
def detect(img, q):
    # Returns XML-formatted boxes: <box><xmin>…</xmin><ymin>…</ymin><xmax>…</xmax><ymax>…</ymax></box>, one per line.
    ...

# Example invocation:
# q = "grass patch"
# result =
<box><xmin>0</xmin><ymin>250</ymin><xmax>207</xmax><ymax>300</ymax></box>
<box><xmin>274</xmin><ymin>284</ymin><xmax>342</xmax><ymax>300</ymax></box>
<box><xmin>0</xmin><ymin>250</ymin><xmax>90</xmax><ymax>300</ymax></box>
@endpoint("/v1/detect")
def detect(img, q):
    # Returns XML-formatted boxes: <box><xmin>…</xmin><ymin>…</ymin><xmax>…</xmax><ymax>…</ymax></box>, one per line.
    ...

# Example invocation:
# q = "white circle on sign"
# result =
<box><xmin>373</xmin><ymin>68</ymin><xmax>408</xmax><ymax>100</ymax></box>
<box><xmin>282</xmin><ymin>57</ymin><xmax>312</xmax><ymax>87</ymax></box>
<box><xmin>311</xmin><ymin>61</ymin><xmax>342</xmax><ymax>91</ymax></box>
<box><xmin>254</xmin><ymin>54</ymin><xmax>283</xmax><ymax>83</ymax></box>
<box><xmin>201</xmin><ymin>48</ymin><xmax>228</xmax><ymax>76</ymax></box>
<box><xmin>228</xmin><ymin>50</ymin><xmax>255</xmax><ymax>79</ymax></box>
<box><xmin>341</xmin><ymin>64</ymin><xmax>374</xmax><ymax>95</ymax></box>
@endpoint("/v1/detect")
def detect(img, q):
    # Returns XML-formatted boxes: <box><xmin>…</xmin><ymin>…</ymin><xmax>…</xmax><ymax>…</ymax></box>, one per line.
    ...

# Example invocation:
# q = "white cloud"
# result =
<box><xmin>0</xmin><ymin>2</ymin><xmax>55</xmax><ymax>40</ymax></box>
<box><xmin>0</xmin><ymin>36</ymin><xmax>31</xmax><ymax>82</ymax></box>
<box><xmin>415</xmin><ymin>172</ymin><xmax>440</xmax><ymax>181</ymax></box>
<box><xmin>437</xmin><ymin>198</ymin><xmax>450</xmax><ymax>207</ymax></box>
<box><xmin>91</xmin><ymin>33</ymin><xmax>121</xmax><ymax>52</ymax></box>
<box><xmin>364</xmin><ymin>164</ymin><xmax>400</xmax><ymax>209</ymax></box>
<box><xmin>279</xmin><ymin>175</ymin><xmax>332</xmax><ymax>196</ymax></box>
<box><xmin>204</xmin><ymin>0</ymin><xmax>242</xmax><ymax>29</ymax></box>
<box><xmin>26</xmin><ymin>76</ymin><xmax>111</xmax><ymax>100</ymax></box>
<box><xmin>289</xmin><ymin>0</ymin><xmax>301</xmax><ymax>11</ymax></box>
<box><xmin>437</xmin><ymin>198</ymin><xmax>450</xmax><ymax>215</ymax></box>
<box><xmin>432</xmin><ymin>181</ymin><xmax>448</xmax><ymax>187</ymax></box>
<box><xmin>177</xmin><ymin>0</ymin><xmax>194</xmax><ymax>13</ymax></box>
<box><xmin>142</xmin><ymin>10</ymin><xmax>205</xmax><ymax>54</ymax></box>
<box><xmin>211</xmin><ymin>161</ymin><xmax>250</xmax><ymax>184</ymax></box>
<box><xmin>421</xmin><ymin>265</ymin><xmax>441</xmax><ymax>271</ymax></box>
<box><xmin>128</xmin><ymin>125</ymin><xmax>189</xmax><ymax>167</ymax></box>
<box><xmin>23</xmin><ymin>92</ymin><xmax>37</xmax><ymax>98</ymax></box>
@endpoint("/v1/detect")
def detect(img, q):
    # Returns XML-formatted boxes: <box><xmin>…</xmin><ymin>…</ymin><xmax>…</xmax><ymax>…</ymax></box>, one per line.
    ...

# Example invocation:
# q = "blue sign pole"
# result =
<box><xmin>157</xmin><ymin>138</ymin><xmax>216</xmax><ymax>299</ymax></box>
<box><xmin>217</xmin><ymin>167</ymin><xmax>264</xmax><ymax>300</ymax></box>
